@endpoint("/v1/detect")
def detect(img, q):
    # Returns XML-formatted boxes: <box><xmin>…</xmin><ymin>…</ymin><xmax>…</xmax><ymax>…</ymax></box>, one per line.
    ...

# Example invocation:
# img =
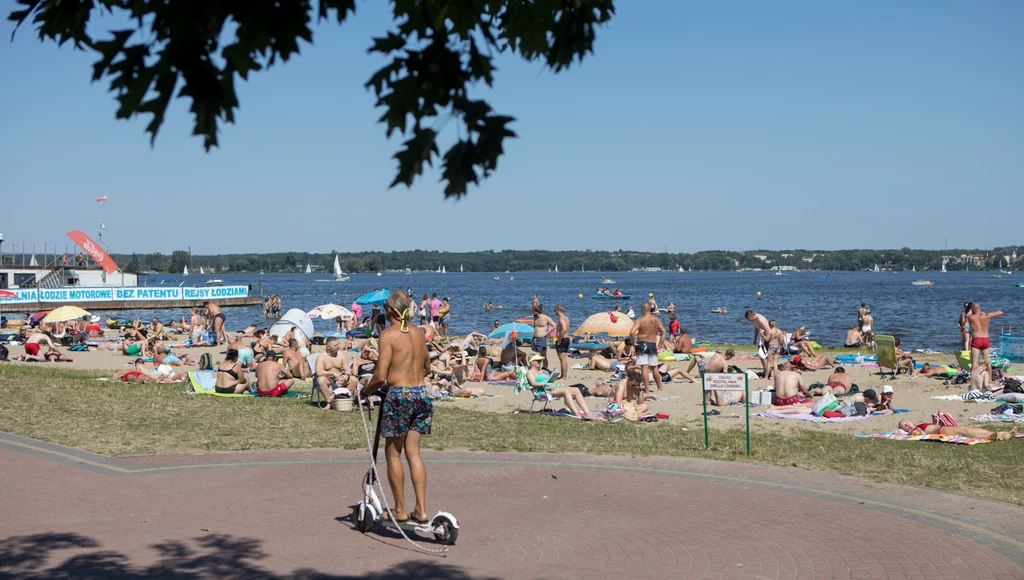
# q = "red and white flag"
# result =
<box><xmin>96</xmin><ymin>196</ymin><xmax>108</xmax><ymax>203</ymax></box>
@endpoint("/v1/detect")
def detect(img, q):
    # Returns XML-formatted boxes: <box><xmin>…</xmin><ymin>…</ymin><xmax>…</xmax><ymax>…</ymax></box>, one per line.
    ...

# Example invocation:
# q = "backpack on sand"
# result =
<box><xmin>199</xmin><ymin>353</ymin><xmax>213</xmax><ymax>370</ymax></box>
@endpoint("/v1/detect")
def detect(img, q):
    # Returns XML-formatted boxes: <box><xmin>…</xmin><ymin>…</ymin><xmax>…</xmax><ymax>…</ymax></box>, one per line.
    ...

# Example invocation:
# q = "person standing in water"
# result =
<box><xmin>364</xmin><ymin>289</ymin><xmax>433</xmax><ymax>525</ymax></box>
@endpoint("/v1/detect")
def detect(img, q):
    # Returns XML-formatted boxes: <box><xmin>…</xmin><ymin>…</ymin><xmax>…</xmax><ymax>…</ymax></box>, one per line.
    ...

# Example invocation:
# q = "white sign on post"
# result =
<box><xmin>703</xmin><ymin>373</ymin><xmax>746</xmax><ymax>391</ymax></box>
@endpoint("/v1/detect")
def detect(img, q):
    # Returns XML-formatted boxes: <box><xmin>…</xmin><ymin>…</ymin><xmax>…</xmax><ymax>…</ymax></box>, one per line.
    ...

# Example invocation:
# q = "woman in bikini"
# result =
<box><xmin>898</xmin><ymin>420</ymin><xmax>1016</xmax><ymax>441</ymax></box>
<box><xmin>215</xmin><ymin>348</ymin><xmax>250</xmax><ymax>394</ymax></box>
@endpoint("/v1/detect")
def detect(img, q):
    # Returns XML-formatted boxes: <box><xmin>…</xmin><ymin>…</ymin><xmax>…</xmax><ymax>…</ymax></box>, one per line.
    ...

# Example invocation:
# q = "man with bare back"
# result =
<box><xmin>531</xmin><ymin>303</ymin><xmax>556</xmax><ymax>370</ymax></box>
<box><xmin>766</xmin><ymin>361</ymin><xmax>813</xmax><ymax>414</ymax></box>
<box><xmin>745</xmin><ymin>310</ymin><xmax>771</xmax><ymax>377</ymax></box>
<box><xmin>363</xmin><ymin>289</ymin><xmax>433</xmax><ymax>526</ymax></box>
<box><xmin>631</xmin><ymin>303</ymin><xmax>666</xmax><ymax>393</ymax></box>
<box><xmin>967</xmin><ymin>302</ymin><xmax>1003</xmax><ymax>372</ymax></box>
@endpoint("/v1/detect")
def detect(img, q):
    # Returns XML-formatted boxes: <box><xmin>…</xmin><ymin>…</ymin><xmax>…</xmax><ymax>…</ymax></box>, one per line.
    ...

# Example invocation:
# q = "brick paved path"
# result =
<box><xmin>1</xmin><ymin>433</ymin><xmax>1021</xmax><ymax>579</ymax></box>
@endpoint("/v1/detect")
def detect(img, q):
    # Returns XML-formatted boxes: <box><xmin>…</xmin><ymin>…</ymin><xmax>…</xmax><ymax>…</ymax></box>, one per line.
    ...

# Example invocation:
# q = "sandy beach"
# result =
<box><xmin>3</xmin><ymin>330</ymin><xmax>1003</xmax><ymax>436</ymax></box>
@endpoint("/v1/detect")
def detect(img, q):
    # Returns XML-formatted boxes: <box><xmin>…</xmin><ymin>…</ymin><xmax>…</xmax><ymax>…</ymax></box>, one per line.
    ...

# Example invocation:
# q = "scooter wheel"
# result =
<box><xmin>353</xmin><ymin>505</ymin><xmax>375</xmax><ymax>533</ymax></box>
<box><xmin>432</xmin><ymin>516</ymin><xmax>458</xmax><ymax>545</ymax></box>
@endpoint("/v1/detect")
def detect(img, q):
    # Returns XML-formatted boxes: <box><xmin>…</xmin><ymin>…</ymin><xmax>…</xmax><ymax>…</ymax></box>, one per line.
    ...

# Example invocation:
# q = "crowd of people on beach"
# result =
<box><xmin>2</xmin><ymin>289</ymin><xmax>1018</xmax><ymax>438</ymax></box>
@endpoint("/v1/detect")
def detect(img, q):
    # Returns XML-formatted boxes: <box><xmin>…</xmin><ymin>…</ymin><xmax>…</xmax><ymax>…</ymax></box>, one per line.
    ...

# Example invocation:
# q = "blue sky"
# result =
<box><xmin>1</xmin><ymin>0</ymin><xmax>1022</xmax><ymax>256</ymax></box>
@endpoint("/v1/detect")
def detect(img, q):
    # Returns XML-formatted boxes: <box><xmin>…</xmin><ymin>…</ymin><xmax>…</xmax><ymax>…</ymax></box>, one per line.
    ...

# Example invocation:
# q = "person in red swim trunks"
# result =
<box><xmin>19</xmin><ymin>332</ymin><xmax>57</xmax><ymax>362</ymax></box>
<box><xmin>255</xmin><ymin>351</ymin><xmax>293</xmax><ymax>397</ymax></box>
<box><xmin>110</xmin><ymin>359</ymin><xmax>154</xmax><ymax>383</ymax></box>
<box><xmin>898</xmin><ymin>420</ymin><xmax>1017</xmax><ymax>441</ymax></box>
<box><xmin>966</xmin><ymin>302</ymin><xmax>1003</xmax><ymax>373</ymax></box>
<box><xmin>766</xmin><ymin>361</ymin><xmax>813</xmax><ymax>414</ymax></box>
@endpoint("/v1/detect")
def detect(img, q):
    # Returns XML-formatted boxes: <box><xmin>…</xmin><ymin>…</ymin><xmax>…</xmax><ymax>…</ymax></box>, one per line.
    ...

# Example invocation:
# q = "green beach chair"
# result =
<box><xmin>874</xmin><ymin>335</ymin><xmax>898</xmax><ymax>377</ymax></box>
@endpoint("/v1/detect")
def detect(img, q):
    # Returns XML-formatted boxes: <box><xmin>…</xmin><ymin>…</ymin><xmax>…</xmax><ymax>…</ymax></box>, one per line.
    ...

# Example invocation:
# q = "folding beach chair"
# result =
<box><xmin>947</xmin><ymin>351</ymin><xmax>972</xmax><ymax>385</ymax></box>
<box><xmin>514</xmin><ymin>366</ymin><xmax>555</xmax><ymax>413</ymax></box>
<box><xmin>874</xmin><ymin>335</ymin><xmax>898</xmax><ymax>377</ymax></box>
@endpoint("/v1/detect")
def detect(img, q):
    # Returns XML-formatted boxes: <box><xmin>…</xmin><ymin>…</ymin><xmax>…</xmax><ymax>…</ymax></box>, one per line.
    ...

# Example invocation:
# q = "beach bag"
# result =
<box><xmin>1002</xmin><ymin>378</ymin><xmax>1023</xmax><ymax>394</ymax></box>
<box><xmin>69</xmin><ymin>344</ymin><xmax>89</xmax><ymax>352</ymax></box>
<box><xmin>199</xmin><ymin>352</ymin><xmax>213</xmax><ymax>370</ymax></box>
<box><xmin>812</xmin><ymin>393</ymin><xmax>839</xmax><ymax>416</ymax></box>
<box><xmin>621</xmin><ymin>401</ymin><xmax>640</xmax><ymax>421</ymax></box>
<box><xmin>0</xmin><ymin>344</ymin><xmax>7</xmax><ymax>361</ymax></box>
<box><xmin>932</xmin><ymin>409</ymin><xmax>958</xmax><ymax>427</ymax></box>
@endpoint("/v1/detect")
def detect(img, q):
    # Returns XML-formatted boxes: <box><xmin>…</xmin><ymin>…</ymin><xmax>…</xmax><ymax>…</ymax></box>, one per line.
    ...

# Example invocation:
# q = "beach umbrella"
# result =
<box><xmin>355</xmin><ymin>289</ymin><xmax>391</xmax><ymax>306</ymax></box>
<box><xmin>573</xmin><ymin>311</ymin><xmax>634</xmax><ymax>337</ymax></box>
<box><xmin>306</xmin><ymin>304</ymin><xmax>353</xmax><ymax>320</ymax></box>
<box><xmin>42</xmin><ymin>306</ymin><xmax>91</xmax><ymax>323</ymax></box>
<box><xmin>30</xmin><ymin>311</ymin><xmax>50</xmax><ymax>325</ymax></box>
<box><xmin>270</xmin><ymin>308</ymin><xmax>315</xmax><ymax>342</ymax></box>
<box><xmin>0</xmin><ymin>290</ymin><xmax>17</xmax><ymax>299</ymax></box>
<box><xmin>488</xmin><ymin>322</ymin><xmax>534</xmax><ymax>341</ymax></box>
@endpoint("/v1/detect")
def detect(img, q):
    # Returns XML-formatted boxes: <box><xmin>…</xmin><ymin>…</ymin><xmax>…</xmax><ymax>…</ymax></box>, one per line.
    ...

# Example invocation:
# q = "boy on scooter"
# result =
<box><xmin>363</xmin><ymin>289</ymin><xmax>433</xmax><ymax>525</ymax></box>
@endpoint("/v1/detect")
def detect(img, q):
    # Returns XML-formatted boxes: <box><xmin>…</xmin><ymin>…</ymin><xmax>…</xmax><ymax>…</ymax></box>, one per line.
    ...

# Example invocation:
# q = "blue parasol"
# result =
<box><xmin>487</xmin><ymin>322</ymin><xmax>534</xmax><ymax>341</ymax></box>
<box><xmin>355</xmin><ymin>289</ymin><xmax>391</xmax><ymax>306</ymax></box>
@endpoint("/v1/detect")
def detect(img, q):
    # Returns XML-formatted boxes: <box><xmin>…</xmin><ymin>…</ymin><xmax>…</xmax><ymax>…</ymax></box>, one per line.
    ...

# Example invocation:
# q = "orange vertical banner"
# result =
<box><xmin>66</xmin><ymin>230</ymin><xmax>120</xmax><ymax>274</ymax></box>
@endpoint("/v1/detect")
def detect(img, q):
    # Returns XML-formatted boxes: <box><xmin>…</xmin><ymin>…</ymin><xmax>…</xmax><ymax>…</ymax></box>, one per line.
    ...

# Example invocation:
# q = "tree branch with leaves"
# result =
<box><xmin>9</xmin><ymin>0</ymin><xmax>614</xmax><ymax>197</ymax></box>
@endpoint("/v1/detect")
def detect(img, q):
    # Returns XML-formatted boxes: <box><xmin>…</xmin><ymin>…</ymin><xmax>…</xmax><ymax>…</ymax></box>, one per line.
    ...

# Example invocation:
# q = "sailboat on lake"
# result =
<box><xmin>334</xmin><ymin>254</ymin><xmax>349</xmax><ymax>282</ymax></box>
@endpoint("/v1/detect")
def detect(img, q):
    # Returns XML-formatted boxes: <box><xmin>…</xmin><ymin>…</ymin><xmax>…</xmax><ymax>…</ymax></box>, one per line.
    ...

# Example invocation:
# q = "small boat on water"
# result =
<box><xmin>334</xmin><ymin>255</ymin><xmax>349</xmax><ymax>282</ymax></box>
<box><xmin>204</xmin><ymin>278</ymin><xmax>224</xmax><ymax>286</ymax></box>
<box><xmin>991</xmin><ymin>274</ymin><xmax>1003</xmax><ymax>279</ymax></box>
<box><xmin>592</xmin><ymin>294</ymin><xmax>630</xmax><ymax>300</ymax></box>
<box><xmin>493</xmin><ymin>276</ymin><xmax>500</xmax><ymax>281</ymax></box>
<box><xmin>599</xmin><ymin>277</ymin><xmax>615</xmax><ymax>284</ymax></box>
<box><xmin>911</xmin><ymin>279</ymin><xmax>932</xmax><ymax>286</ymax></box>
<box><xmin>1017</xmin><ymin>282</ymin><xmax>1024</xmax><ymax>287</ymax></box>
<box><xmin>818</xmin><ymin>275</ymin><xmax>832</xmax><ymax>280</ymax></box>
<box><xmin>711</xmin><ymin>307</ymin><xmax>728</xmax><ymax>314</ymax></box>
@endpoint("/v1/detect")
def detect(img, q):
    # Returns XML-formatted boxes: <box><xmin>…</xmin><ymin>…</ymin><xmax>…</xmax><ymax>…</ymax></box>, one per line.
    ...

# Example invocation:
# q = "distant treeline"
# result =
<box><xmin>107</xmin><ymin>247</ymin><xmax>1024</xmax><ymax>274</ymax></box>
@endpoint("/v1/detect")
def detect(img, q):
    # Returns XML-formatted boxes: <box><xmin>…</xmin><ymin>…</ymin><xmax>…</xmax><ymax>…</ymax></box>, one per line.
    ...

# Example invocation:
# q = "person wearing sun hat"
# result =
<box><xmin>876</xmin><ymin>385</ymin><xmax>896</xmax><ymax>413</ymax></box>
<box><xmin>524</xmin><ymin>353</ymin><xmax>593</xmax><ymax>418</ymax></box>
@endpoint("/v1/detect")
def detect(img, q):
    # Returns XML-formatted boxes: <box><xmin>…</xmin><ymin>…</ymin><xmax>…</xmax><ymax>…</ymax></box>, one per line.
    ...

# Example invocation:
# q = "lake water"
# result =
<box><xmin>123</xmin><ymin>271</ymin><xmax>1021</xmax><ymax>352</ymax></box>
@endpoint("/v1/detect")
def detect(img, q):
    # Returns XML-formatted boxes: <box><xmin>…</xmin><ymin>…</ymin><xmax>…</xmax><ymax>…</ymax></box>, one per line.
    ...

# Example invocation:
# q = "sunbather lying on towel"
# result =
<box><xmin>811</xmin><ymin>367</ymin><xmax>852</xmax><ymax>396</ymax></box>
<box><xmin>897</xmin><ymin>420</ymin><xmax>1017</xmax><ymax>441</ymax></box>
<box><xmin>914</xmin><ymin>363</ymin><xmax>955</xmax><ymax>378</ymax></box>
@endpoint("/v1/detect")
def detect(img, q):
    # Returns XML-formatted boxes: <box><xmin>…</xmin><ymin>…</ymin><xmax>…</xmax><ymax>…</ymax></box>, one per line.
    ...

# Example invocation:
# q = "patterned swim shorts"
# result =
<box><xmin>381</xmin><ymin>387</ymin><xmax>433</xmax><ymax>438</ymax></box>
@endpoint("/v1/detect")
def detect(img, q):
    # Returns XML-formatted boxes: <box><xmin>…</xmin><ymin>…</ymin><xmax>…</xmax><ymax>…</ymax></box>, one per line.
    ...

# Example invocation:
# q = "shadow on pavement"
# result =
<box><xmin>0</xmin><ymin>532</ymin><xmax>491</xmax><ymax>579</ymax></box>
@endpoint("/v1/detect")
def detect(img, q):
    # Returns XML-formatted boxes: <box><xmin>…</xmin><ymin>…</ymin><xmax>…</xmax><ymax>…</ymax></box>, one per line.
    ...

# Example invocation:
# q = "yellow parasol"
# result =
<box><xmin>572</xmin><ymin>311</ymin><xmax>634</xmax><ymax>337</ymax></box>
<box><xmin>42</xmin><ymin>305</ymin><xmax>91</xmax><ymax>323</ymax></box>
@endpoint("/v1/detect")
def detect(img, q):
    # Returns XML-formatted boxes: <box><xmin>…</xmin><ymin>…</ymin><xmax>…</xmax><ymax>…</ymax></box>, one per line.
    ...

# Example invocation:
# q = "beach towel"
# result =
<box><xmin>853</xmin><ymin>430</ymin><xmax>1024</xmax><ymax>445</ymax></box>
<box><xmin>932</xmin><ymin>392</ymin><xmax>994</xmax><ymax>402</ymax></box>
<box><xmin>186</xmin><ymin>371</ymin><xmax>306</xmax><ymax>398</ymax></box>
<box><xmin>966</xmin><ymin>414</ymin><xmax>1024</xmax><ymax>423</ymax></box>
<box><xmin>754</xmin><ymin>412</ymin><xmax>876</xmax><ymax>423</ymax></box>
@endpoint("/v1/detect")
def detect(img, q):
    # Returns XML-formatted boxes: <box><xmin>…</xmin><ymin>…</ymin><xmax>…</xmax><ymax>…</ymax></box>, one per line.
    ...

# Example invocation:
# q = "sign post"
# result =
<box><xmin>701</xmin><ymin>372</ymin><xmax>752</xmax><ymax>455</ymax></box>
